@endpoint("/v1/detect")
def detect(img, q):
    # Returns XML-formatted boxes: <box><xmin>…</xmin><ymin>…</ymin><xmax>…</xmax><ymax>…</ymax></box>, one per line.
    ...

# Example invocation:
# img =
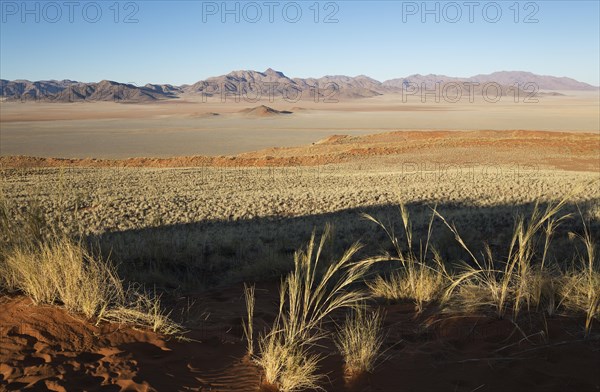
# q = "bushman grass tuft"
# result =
<box><xmin>334</xmin><ymin>306</ymin><xmax>385</xmax><ymax>376</ymax></box>
<box><xmin>364</xmin><ymin>205</ymin><xmax>449</xmax><ymax>311</ymax></box>
<box><xmin>0</xmin><ymin>193</ymin><xmax>182</xmax><ymax>335</ymax></box>
<box><xmin>253</xmin><ymin>225</ymin><xmax>379</xmax><ymax>391</ymax></box>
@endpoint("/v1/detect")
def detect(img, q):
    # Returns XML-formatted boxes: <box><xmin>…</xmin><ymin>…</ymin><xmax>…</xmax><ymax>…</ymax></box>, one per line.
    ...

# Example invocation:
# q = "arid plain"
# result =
<box><xmin>1</xmin><ymin>91</ymin><xmax>600</xmax><ymax>391</ymax></box>
<box><xmin>1</xmin><ymin>91</ymin><xmax>598</xmax><ymax>157</ymax></box>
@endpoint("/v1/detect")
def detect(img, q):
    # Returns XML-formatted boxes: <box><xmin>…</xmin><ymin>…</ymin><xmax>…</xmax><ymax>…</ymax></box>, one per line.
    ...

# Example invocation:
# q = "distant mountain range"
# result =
<box><xmin>0</xmin><ymin>79</ymin><xmax>180</xmax><ymax>103</ymax></box>
<box><xmin>382</xmin><ymin>71</ymin><xmax>598</xmax><ymax>91</ymax></box>
<box><xmin>1</xmin><ymin>69</ymin><xmax>596</xmax><ymax>103</ymax></box>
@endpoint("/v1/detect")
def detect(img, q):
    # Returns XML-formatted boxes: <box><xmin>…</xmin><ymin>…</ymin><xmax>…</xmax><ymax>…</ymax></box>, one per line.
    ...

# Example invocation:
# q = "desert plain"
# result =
<box><xmin>1</xmin><ymin>91</ymin><xmax>599</xmax><ymax>391</ymax></box>
<box><xmin>1</xmin><ymin>91</ymin><xmax>598</xmax><ymax>157</ymax></box>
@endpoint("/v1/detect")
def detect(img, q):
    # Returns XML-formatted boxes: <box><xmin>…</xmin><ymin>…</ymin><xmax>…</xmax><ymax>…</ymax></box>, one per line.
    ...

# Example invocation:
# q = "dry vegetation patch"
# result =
<box><xmin>1</xmin><ymin>132</ymin><xmax>599</xmax><ymax>390</ymax></box>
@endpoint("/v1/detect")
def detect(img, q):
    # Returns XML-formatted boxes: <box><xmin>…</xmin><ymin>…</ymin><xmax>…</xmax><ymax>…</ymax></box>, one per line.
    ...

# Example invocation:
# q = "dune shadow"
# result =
<box><xmin>90</xmin><ymin>200</ymin><xmax>600</xmax><ymax>291</ymax></box>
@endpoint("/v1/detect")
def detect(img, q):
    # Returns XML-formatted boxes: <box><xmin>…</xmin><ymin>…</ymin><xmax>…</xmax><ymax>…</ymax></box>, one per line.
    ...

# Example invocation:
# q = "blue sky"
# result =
<box><xmin>1</xmin><ymin>1</ymin><xmax>599</xmax><ymax>85</ymax></box>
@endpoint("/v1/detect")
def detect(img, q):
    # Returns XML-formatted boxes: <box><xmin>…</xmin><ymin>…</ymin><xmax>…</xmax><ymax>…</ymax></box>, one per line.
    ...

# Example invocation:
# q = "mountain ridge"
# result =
<box><xmin>1</xmin><ymin>70</ymin><xmax>596</xmax><ymax>102</ymax></box>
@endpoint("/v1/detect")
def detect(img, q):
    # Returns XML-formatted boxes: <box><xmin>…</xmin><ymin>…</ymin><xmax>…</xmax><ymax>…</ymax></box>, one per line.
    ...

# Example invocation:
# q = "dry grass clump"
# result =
<box><xmin>0</xmin><ymin>235</ymin><xmax>182</xmax><ymax>335</ymax></box>
<box><xmin>369</xmin><ymin>264</ymin><xmax>445</xmax><ymax>310</ymax></box>
<box><xmin>0</xmin><ymin>236</ymin><xmax>123</xmax><ymax>319</ymax></box>
<box><xmin>253</xmin><ymin>225</ymin><xmax>378</xmax><ymax>391</ymax></box>
<box><xmin>0</xmin><ymin>192</ymin><xmax>182</xmax><ymax>335</ymax></box>
<box><xmin>103</xmin><ymin>289</ymin><xmax>183</xmax><ymax>335</ymax></box>
<box><xmin>560</xmin><ymin>270</ymin><xmax>600</xmax><ymax>336</ymax></box>
<box><xmin>363</xmin><ymin>190</ymin><xmax>599</xmax><ymax>337</ymax></box>
<box><xmin>364</xmin><ymin>205</ymin><xmax>448</xmax><ymax>312</ymax></box>
<box><xmin>439</xmin><ymin>198</ymin><xmax>571</xmax><ymax>319</ymax></box>
<box><xmin>559</xmin><ymin>222</ymin><xmax>599</xmax><ymax>336</ymax></box>
<box><xmin>334</xmin><ymin>306</ymin><xmax>385</xmax><ymax>376</ymax></box>
<box><xmin>432</xmin><ymin>193</ymin><xmax>599</xmax><ymax>335</ymax></box>
<box><xmin>257</xmin><ymin>334</ymin><xmax>323</xmax><ymax>392</ymax></box>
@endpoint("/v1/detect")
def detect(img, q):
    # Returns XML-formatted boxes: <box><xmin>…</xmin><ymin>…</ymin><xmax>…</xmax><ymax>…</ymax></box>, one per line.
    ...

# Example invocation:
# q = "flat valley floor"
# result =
<box><xmin>1</xmin><ymin>92</ymin><xmax>598</xmax><ymax>158</ymax></box>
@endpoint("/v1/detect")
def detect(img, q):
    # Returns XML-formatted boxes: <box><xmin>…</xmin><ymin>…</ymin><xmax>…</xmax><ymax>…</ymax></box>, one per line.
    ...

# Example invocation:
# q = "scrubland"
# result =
<box><xmin>1</xmin><ymin>145</ymin><xmax>599</xmax><ymax>390</ymax></box>
<box><xmin>2</xmin><ymin>164</ymin><xmax>598</xmax><ymax>288</ymax></box>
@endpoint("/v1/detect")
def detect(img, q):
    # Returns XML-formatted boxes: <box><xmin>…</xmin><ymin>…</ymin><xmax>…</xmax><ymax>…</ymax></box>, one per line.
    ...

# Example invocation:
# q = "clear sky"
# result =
<box><xmin>1</xmin><ymin>0</ymin><xmax>598</xmax><ymax>85</ymax></box>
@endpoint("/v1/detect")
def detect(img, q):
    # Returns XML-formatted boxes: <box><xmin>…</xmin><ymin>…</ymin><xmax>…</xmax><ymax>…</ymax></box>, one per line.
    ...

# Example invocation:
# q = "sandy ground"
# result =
<box><xmin>2</xmin><ymin>287</ymin><xmax>599</xmax><ymax>392</ymax></box>
<box><xmin>1</xmin><ymin>92</ymin><xmax>598</xmax><ymax>158</ymax></box>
